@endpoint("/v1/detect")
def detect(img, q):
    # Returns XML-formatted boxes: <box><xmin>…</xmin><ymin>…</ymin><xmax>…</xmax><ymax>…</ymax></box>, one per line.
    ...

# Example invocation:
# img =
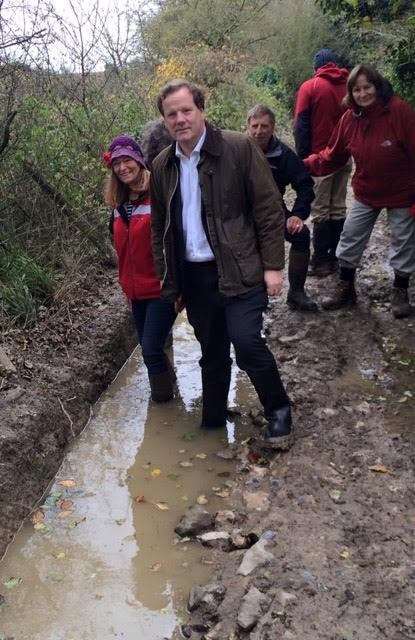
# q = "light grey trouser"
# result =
<box><xmin>337</xmin><ymin>199</ymin><xmax>415</xmax><ymax>275</ymax></box>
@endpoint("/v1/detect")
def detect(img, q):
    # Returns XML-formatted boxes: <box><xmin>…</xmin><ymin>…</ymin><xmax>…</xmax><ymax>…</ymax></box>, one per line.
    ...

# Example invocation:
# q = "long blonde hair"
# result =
<box><xmin>103</xmin><ymin>165</ymin><xmax>150</xmax><ymax>208</ymax></box>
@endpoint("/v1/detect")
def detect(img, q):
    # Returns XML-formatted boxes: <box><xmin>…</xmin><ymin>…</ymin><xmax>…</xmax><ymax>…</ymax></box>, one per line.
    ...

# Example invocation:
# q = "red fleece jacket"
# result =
<box><xmin>112</xmin><ymin>198</ymin><xmax>161</xmax><ymax>300</ymax></box>
<box><xmin>304</xmin><ymin>96</ymin><xmax>415</xmax><ymax>209</ymax></box>
<box><xmin>294</xmin><ymin>63</ymin><xmax>349</xmax><ymax>157</ymax></box>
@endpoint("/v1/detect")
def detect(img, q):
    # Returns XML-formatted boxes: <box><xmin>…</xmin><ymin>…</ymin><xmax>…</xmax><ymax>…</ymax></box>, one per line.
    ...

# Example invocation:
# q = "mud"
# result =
<box><xmin>1</xmin><ymin>210</ymin><xmax>414</xmax><ymax>639</ymax></box>
<box><xmin>0</xmin><ymin>269</ymin><xmax>136</xmax><ymax>557</ymax></box>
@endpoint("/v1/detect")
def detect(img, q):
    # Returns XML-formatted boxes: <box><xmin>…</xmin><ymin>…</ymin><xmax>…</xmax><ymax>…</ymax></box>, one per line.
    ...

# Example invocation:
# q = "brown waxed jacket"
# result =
<box><xmin>150</xmin><ymin>122</ymin><xmax>285</xmax><ymax>299</ymax></box>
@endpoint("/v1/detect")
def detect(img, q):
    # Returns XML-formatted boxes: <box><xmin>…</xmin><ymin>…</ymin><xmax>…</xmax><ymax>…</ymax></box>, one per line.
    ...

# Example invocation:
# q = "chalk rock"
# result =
<box><xmin>204</xmin><ymin>623</ymin><xmax>223</xmax><ymax>639</ymax></box>
<box><xmin>243</xmin><ymin>490</ymin><xmax>270</xmax><ymax>512</ymax></box>
<box><xmin>237</xmin><ymin>539</ymin><xmax>274</xmax><ymax>576</ymax></box>
<box><xmin>175</xmin><ymin>505</ymin><xmax>215</xmax><ymax>537</ymax></box>
<box><xmin>198</xmin><ymin>531</ymin><xmax>231</xmax><ymax>550</ymax></box>
<box><xmin>276</xmin><ymin>589</ymin><xmax>297</xmax><ymax>607</ymax></box>
<box><xmin>188</xmin><ymin>582</ymin><xmax>226</xmax><ymax>615</ymax></box>
<box><xmin>237</xmin><ymin>586</ymin><xmax>268</xmax><ymax>631</ymax></box>
<box><xmin>0</xmin><ymin>348</ymin><xmax>16</xmax><ymax>375</ymax></box>
<box><xmin>215</xmin><ymin>510</ymin><xmax>237</xmax><ymax>527</ymax></box>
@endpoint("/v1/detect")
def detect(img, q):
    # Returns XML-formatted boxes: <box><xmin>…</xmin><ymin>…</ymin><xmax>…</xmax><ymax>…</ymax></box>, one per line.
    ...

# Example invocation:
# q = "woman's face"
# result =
<box><xmin>352</xmin><ymin>74</ymin><xmax>377</xmax><ymax>108</ymax></box>
<box><xmin>112</xmin><ymin>156</ymin><xmax>142</xmax><ymax>187</ymax></box>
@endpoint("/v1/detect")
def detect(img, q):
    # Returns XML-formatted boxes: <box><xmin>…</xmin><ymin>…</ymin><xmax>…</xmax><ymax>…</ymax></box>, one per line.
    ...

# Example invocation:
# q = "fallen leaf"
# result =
<box><xmin>151</xmin><ymin>468</ymin><xmax>162</xmax><ymax>478</ymax></box>
<box><xmin>134</xmin><ymin>495</ymin><xmax>146</xmax><ymax>504</ymax></box>
<box><xmin>54</xmin><ymin>551</ymin><xmax>66</xmax><ymax>560</ymax></box>
<box><xmin>58</xmin><ymin>510</ymin><xmax>73</xmax><ymax>519</ymax></box>
<box><xmin>329</xmin><ymin>489</ymin><xmax>343</xmax><ymax>503</ymax></box>
<box><xmin>217</xmin><ymin>471</ymin><xmax>231</xmax><ymax>478</ymax></box>
<box><xmin>0</xmin><ymin>594</ymin><xmax>6</xmax><ymax>607</ymax></box>
<box><xmin>340</xmin><ymin>549</ymin><xmax>350</xmax><ymax>560</ymax></box>
<box><xmin>34</xmin><ymin>522</ymin><xmax>52</xmax><ymax>533</ymax></box>
<box><xmin>247</xmin><ymin>451</ymin><xmax>261</xmax><ymax>464</ymax></box>
<box><xmin>43</xmin><ymin>491</ymin><xmax>63</xmax><ymax>507</ymax></box>
<box><xmin>398</xmin><ymin>396</ymin><xmax>408</xmax><ymax>403</ymax></box>
<box><xmin>58</xmin><ymin>479</ymin><xmax>76</xmax><ymax>488</ymax></box>
<box><xmin>182</xmin><ymin>432</ymin><xmax>197</xmax><ymax>441</ymax></box>
<box><xmin>150</xmin><ymin>562</ymin><xmax>162</xmax><ymax>572</ymax></box>
<box><xmin>167</xmin><ymin>473</ymin><xmax>180</xmax><ymax>481</ymax></box>
<box><xmin>178</xmin><ymin>449</ymin><xmax>186</xmax><ymax>454</ymax></box>
<box><xmin>369</xmin><ymin>464</ymin><xmax>392</xmax><ymax>474</ymax></box>
<box><xmin>154</xmin><ymin>502</ymin><xmax>169</xmax><ymax>511</ymax></box>
<box><xmin>179</xmin><ymin>461</ymin><xmax>193</xmax><ymax>468</ymax></box>
<box><xmin>31</xmin><ymin>509</ymin><xmax>45</xmax><ymax>524</ymax></box>
<box><xmin>115</xmin><ymin>518</ymin><xmax>125</xmax><ymax>525</ymax></box>
<box><xmin>58</xmin><ymin>499</ymin><xmax>74</xmax><ymax>511</ymax></box>
<box><xmin>197</xmin><ymin>495</ymin><xmax>208</xmax><ymax>505</ymax></box>
<box><xmin>212</xmin><ymin>486</ymin><xmax>221</xmax><ymax>491</ymax></box>
<box><xmin>196</xmin><ymin>453</ymin><xmax>207</xmax><ymax>460</ymax></box>
<box><xmin>404</xmin><ymin>390</ymin><xmax>413</xmax><ymax>398</ymax></box>
<box><xmin>4</xmin><ymin>577</ymin><xmax>22</xmax><ymax>590</ymax></box>
<box><xmin>214</xmin><ymin>490</ymin><xmax>230</xmax><ymax>498</ymax></box>
<box><xmin>68</xmin><ymin>517</ymin><xmax>86</xmax><ymax>529</ymax></box>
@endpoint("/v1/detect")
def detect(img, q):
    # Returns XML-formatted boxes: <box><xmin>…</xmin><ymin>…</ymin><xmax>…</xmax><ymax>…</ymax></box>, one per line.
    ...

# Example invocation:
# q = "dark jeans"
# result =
<box><xmin>131</xmin><ymin>298</ymin><xmax>176</xmax><ymax>375</ymax></box>
<box><xmin>183</xmin><ymin>261</ymin><xmax>290</xmax><ymax>428</ymax></box>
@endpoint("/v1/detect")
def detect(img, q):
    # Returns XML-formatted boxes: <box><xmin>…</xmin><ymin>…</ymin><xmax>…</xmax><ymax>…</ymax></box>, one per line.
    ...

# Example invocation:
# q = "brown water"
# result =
<box><xmin>0</xmin><ymin>318</ymin><xmax>248</xmax><ymax>640</ymax></box>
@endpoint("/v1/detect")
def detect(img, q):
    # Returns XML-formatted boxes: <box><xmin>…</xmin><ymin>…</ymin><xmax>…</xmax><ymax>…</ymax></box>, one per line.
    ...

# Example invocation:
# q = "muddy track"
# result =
<box><xmin>0</xmin><ymin>269</ymin><xmax>136</xmax><ymax>558</ymax></box>
<box><xmin>184</xmin><ymin>218</ymin><xmax>414</xmax><ymax>640</ymax></box>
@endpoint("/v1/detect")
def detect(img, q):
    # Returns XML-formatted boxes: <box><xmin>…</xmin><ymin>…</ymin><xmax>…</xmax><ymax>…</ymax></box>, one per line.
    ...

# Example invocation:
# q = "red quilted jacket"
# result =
<box><xmin>112</xmin><ymin>197</ymin><xmax>161</xmax><ymax>300</ymax></box>
<box><xmin>304</xmin><ymin>96</ymin><xmax>415</xmax><ymax>209</ymax></box>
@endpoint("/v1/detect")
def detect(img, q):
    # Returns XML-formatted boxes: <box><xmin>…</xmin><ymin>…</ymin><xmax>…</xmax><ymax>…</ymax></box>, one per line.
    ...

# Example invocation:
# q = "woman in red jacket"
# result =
<box><xmin>304</xmin><ymin>64</ymin><xmax>415</xmax><ymax>318</ymax></box>
<box><xmin>104</xmin><ymin>134</ymin><xmax>176</xmax><ymax>401</ymax></box>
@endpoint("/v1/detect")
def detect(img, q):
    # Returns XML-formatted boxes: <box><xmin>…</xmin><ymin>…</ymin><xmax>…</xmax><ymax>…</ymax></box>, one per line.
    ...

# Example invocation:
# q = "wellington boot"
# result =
<box><xmin>321</xmin><ymin>279</ymin><xmax>357</xmax><ymax>310</ymax></box>
<box><xmin>391</xmin><ymin>288</ymin><xmax>413</xmax><ymax>319</ymax></box>
<box><xmin>149</xmin><ymin>370</ymin><xmax>174</xmax><ymax>403</ymax></box>
<box><xmin>288</xmin><ymin>249</ymin><xmax>318</xmax><ymax>311</ymax></box>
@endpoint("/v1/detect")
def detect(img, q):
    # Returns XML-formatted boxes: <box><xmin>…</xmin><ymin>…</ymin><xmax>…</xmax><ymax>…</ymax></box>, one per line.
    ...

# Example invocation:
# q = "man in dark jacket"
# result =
<box><xmin>151</xmin><ymin>79</ymin><xmax>292</xmax><ymax>449</ymax></box>
<box><xmin>247</xmin><ymin>104</ymin><xmax>317</xmax><ymax>312</ymax></box>
<box><xmin>294</xmin><ymin>49</ymin><xmax>351</xmax><ymax>276</ymax></box>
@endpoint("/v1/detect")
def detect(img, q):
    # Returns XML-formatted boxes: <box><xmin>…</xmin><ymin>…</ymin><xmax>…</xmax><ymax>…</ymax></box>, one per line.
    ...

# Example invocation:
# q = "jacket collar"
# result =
<box><xmin>265</xmin><ymin>135</ymin><xmax>282</xmax><ymax>159</ymax></box>
<box><xmin>165</xmin><ymin>121</ymin><xmax>222</xmax><ymax>165</ymax></box>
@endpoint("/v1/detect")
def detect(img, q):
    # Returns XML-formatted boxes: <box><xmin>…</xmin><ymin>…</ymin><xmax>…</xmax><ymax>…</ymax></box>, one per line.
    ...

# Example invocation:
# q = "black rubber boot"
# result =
<box><xmin>264</xmin><ymin>404</ymin><xmax>294</xmax><ymax>450</ymax></box>
<box><xmin>321</xmin><ymin>267</ymin><xmax>357</xmax><ymax>310</ymax></box>
<box><xmin>200</xmin><ymin>368</ymin><xmax>231</xmax><ymax>430</ymax></box>
<box><xmin>309</xmin><ymin>221</ymin><xmax>334</xmax><ymax>277</ymax></box>
<box><xmin>287</xmin><ymin>249</ymin><xmax>318</xmax><ymax>312</ymax></box>
<box><xmin>329</xmin><ymin>219</ymin><xmax>345</xmax><ymax>255</ymax></box>
<box><xmin>391</xmin><ymin>288</ymin><xmax>413</xmax><ymax>319</ymax></box>
<box><xmin>148</xmin><ymin>370</ymin><xmax>174</xmax><ymax>403</ymax></box>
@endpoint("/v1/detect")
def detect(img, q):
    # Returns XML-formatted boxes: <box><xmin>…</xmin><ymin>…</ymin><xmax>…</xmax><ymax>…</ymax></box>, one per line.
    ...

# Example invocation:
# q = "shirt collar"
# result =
<box><xmin>175</xmin><ymin>127</ymin><xmax>206</xmax><ymax>159</ymax></box>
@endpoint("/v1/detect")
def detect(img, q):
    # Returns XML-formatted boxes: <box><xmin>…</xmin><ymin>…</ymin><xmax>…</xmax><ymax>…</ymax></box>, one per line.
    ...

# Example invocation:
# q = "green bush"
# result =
<box><xmin>0</xmin><ymin>245</ymin><xmax>55</xmax><ymax>323</ymax></box>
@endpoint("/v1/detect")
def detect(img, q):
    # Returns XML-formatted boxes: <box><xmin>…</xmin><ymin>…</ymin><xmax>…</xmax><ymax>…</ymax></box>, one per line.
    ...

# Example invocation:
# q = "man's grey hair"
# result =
<box><xmin>140</xmin><ymin>119</ymin><xmax>173</xmax><ymax>167</ymax></box>
<box><xmin>246</xmin><ymin>104</ymin><xmax>276</xmax><ymax>126</ymax></box>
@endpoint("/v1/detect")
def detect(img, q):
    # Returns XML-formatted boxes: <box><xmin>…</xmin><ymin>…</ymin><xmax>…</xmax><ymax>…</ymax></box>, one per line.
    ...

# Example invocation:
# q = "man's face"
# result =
<box><xmin>247</xmin><ymin>114</ymin><xmax>275</xmax><ymax>151</ymax></box>
<box><xmin>162</xmin><ymin>87</ymin><xmax>205</xmax><ymax>150</ymax></box>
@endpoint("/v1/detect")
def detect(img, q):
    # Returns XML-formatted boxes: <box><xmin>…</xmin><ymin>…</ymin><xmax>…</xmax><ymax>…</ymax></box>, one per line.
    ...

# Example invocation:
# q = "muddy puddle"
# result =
<box><xmin>0</xmin><ymin>317</ymin><xmax>251</xmax><ymax>640</ymax></box>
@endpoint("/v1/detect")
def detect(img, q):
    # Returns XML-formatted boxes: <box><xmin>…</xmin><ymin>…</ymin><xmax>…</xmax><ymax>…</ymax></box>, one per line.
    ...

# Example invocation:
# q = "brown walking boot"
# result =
<box><xmin>391</xmin><ymin>287</ymin><xmax>413</xmax><ymax>319</ymax></box>
<box><xmin>321</xmin><ymin>279</ymin><xmax>357</xmax><ymax>310</ymax></box>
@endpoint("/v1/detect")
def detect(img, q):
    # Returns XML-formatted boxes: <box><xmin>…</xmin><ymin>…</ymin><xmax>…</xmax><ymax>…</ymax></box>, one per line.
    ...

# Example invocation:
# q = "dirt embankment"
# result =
<box><xmin>0</xmin><ymin>267</ymin><xmax>136</xmax><ymax>557</ymax></box>
<box><xmin>180</xmin><ymin>218</ymin><xmax>414</xmax><ymax>640</ymax></box>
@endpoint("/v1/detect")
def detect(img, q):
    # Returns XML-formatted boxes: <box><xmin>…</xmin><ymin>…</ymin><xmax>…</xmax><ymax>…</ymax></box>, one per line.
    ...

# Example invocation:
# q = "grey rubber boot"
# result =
<box><xmin>287</xmin><ymin>249</ymin><xmax>318</xmax><ymax>312</ymax></box>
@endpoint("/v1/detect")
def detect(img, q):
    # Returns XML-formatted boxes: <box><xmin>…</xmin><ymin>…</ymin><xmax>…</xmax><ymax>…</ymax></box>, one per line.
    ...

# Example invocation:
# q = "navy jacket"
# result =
<box><xmin>265</xmin><ymin>136</ymin><xmax>314</xmax><ymax>220</ymax></box>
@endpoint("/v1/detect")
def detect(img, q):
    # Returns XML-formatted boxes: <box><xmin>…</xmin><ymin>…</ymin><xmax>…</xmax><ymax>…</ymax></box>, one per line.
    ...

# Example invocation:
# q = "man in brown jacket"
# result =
<box><xmin>151</xmin><ymin>79</ymin><xmax>292</xmax><ymax>448</ymax></box>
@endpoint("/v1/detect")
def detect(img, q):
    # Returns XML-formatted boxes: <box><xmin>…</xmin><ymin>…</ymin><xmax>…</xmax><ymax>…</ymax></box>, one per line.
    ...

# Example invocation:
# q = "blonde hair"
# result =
<box><xmin>103</xmin><ymin>165</ymin><xmax>150</xmax><ymax>208</ymax></box>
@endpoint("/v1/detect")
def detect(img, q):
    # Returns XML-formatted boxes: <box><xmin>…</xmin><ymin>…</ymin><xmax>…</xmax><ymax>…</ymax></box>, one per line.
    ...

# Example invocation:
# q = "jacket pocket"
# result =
<box><xmin>231</xmin><ymin>240</ymin><xmax>263</xmax><ymax>287</ymax></box>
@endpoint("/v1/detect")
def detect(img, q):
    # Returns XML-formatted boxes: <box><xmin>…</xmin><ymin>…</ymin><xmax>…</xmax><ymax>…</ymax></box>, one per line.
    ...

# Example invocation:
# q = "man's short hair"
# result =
<box><xmin>246</xmin><ymin>104</ymin><xmax>276</xmax><ymax>126</ymax></box>
<box><xmin>157</xmin><ymin>79</ymin><xmax>205</xmax><ymax>115</ymax></box>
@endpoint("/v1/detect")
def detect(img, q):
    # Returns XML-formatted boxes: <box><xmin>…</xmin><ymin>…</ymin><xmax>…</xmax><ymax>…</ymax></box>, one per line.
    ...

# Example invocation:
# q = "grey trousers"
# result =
<box><xmin>337</xmin><ymin>199</ymin><xmax>415</xmax><ymax>275</ymax></box>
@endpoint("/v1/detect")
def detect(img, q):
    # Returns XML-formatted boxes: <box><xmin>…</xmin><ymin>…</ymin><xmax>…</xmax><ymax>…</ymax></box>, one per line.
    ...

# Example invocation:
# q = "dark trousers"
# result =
<box><xmin>285</xmin><ymin>215</ymin><xmax>311</xmax><ymax>253</ymax></box>
<box><xmin>131</xmin><ymin>298</ymin><xmax>176</xmax><ymax>375</ymax></box>
<box><xmin>183</xmin><ymin>261</ymin><xmax>290</xmax><ymax>428</ymax></box>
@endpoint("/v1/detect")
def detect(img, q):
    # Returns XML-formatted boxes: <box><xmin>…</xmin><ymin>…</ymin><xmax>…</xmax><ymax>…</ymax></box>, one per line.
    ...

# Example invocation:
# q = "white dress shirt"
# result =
<box><xmin>175</xmin><ymin>128</ymin><xmax>215</xmax><ymax>262</ymax></box>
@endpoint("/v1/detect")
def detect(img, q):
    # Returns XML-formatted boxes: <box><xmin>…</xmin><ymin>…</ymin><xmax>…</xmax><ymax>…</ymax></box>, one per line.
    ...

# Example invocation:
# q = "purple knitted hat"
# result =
<box><xmin>106</xmin><ymin>134</ymin><xmax>146</xmax><ymax>167</ymax></box>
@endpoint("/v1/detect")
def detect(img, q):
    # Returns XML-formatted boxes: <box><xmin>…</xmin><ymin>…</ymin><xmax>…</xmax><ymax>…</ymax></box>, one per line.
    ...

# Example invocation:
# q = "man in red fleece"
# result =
<box><xmin>294</xmin><ymin>49</ymin><xmax>351</xmax><ymax>276</ymax></box>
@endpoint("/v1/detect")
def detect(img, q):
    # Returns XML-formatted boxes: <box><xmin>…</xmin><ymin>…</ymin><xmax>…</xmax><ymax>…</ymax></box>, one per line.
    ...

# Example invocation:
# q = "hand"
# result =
<box><xmin>264</xmin><ymin>270</ymin><xmax>283</xmax><ymax>297</ymax></box>
<box><xmin>287</xmin><ymin>215</ymin><xmax>304</xmax><ymax>234</ymax></box>
<box><xmin>174</xmin><ymin>295</ymin><xmax>185</xmax><ymax>313</ymax></box>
